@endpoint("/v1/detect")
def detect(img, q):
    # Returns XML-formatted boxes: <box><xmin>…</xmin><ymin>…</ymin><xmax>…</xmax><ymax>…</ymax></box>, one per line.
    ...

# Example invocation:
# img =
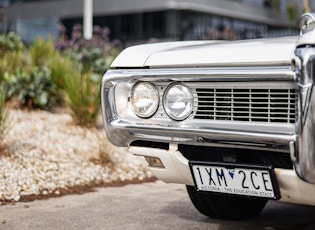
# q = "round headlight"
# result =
<box><xmin>163</xmin><ymin>83</ymin><xmax>193</xmax><ymax>121</ymax></box>
<box><xmin>130</xmin><ymin>82</ymin><xmax>159</xmax><ymax>118</ymax></box>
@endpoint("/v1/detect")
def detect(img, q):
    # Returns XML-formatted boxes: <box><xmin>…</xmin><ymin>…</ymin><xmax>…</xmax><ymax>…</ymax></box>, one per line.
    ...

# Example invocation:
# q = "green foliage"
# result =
<box><xmin>0</xmin><ymin>33</ymin><xmax>28</xmax><ymax>83</ymax></box>
<box><xmin>63</xmin><ymin>69</ymin><xmax>101</xmax><ymax>126</ymax></box>
<box><xmin>48</xmin><ymin>54</ymin><xmax>73</xmax><ymax>89</ymax></box>
<box><xmin>1</xmin><ymin>30</ymin><xmax>120</xmax><ymax>126</ymax></box>
<box><xmin>0</xmin><ymin>51</ymin><xmax>31</xmax><ymax>83</ymax></box>
<box><xmin>0</xmin><ymin>32</ymin><xmax>24</xmax><ymax>55</ymax></box>
<box><xmin>60</xmin><ymin>40</ymin><xmax>113</xmax><ymax>126</ymax></box>
<box><xmin>287</xmin><ymin>2</ymin><xmax>299</xmax><ymax>27</ymax></box>
<box><xmin>0</xmin><ymin>88</ymin><xmax>8</xmax><ymax>143</ymax></box>
<box><xmin>70</xmin><ymin>46</ymin><xmax>113</xmax><ymax>75</ymax></box>
<box><xmin>4</xmin><ymin>66</ymin><xmax>58</xmax><ymax>110</ymax></box>
<box><xmin>264</xmin><ymin>0</ymin><xmax>280</xmax><ymax>10</ymax></box>
<box><xmin>29</xmin><ymin>37</ymin><xmax>56</xmax><ymax>67</ymax></box>
<box><xmin>92</xmin><ymin>54</ymin><xmax>115</xmax><ymax>75</ymax></box>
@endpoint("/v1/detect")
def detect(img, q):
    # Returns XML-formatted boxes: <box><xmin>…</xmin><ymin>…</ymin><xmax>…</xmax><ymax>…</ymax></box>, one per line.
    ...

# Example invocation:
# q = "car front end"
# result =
<box><xmin>101</xmin><ymin>13</ymin><xmax>315</xmax><ymax>219</ymax></box>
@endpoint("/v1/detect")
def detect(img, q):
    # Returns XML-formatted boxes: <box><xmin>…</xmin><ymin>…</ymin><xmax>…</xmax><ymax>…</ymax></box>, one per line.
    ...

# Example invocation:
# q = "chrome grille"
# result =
<box><xmin>194</xmin><ymin>88</ymin><xmax>296</xmax><ymax>123</ymax></box>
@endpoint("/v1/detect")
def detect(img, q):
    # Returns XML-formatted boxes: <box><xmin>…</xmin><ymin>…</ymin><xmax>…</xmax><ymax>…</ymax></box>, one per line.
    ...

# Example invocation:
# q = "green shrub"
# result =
<box><xmin>92</xmin><ymin>54</ymin><xmax>114</xmax><ymax>75</ymax></box>
<box><xmin>0</xmin><ymin>33</ymin><xmax>29</xmax><ymax>83</ymax></box>
<box><xmin>287</xmin><ymin>3</ymin><xmax>299</xmax><ymax>27</ymax></box>
<box><xmin>0</xmin><ymin>88</ymin><xmax>8</xmax><ymax>143</ymax></box>
<box><xmin>48</xmin><ymin>54</ymin><xmax>73</xmax><ymax>89</ymax></box>
<box><xmin>0</xmin><ymin>52</ymin><xmax>31</xmax><ymax>83</ymax></box>
<box><xmin>69</xmin><ymin>46</ymin><xmax>113</xmax><ymax>75</ymax></box>
<box><xmin>4</xmin><ymin>66</ymin><xmax>58</xmax><ymax>110</ymax></box>
<box><xmin>0</xmin><ymin>32</ymin><xmax>118</xmax><ymax>128</ymax></box>
<box><xmin>29</xmin><ymin>37</ymin><xmax>56</xmax><ymax>67</ymax></box>
<box><xmin>63</xmin><ymin>68</ymin><xmax>101</xmax><ymax>126</ymax></box>
<box><xmin>0</xmin><ymin>32</ymin><xmax>24</xmax><ymax>55</ymax></box>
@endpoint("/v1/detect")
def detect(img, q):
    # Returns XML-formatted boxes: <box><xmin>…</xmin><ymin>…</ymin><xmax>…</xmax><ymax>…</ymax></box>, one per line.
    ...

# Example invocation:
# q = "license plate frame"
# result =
<box><xmin>189</xmin><ymin>161</ymin><xmax>280</xmax><ymax>200</ymax></box>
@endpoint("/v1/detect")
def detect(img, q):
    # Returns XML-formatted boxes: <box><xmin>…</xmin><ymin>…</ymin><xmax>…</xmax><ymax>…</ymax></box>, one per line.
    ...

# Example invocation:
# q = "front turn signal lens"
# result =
<box><xmin>144</xmin><ymin>156</ymin><xmax>165</xmax><ymax>168</ymax></box>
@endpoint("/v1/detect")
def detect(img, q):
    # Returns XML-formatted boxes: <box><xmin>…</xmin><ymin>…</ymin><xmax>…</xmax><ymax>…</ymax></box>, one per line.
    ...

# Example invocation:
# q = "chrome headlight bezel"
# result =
<box><xmin>163</xmin><ymin>83</ymin><xmax>193</xmax><ymax>121</ymax></box>
<box><xmin>300</xmin><ymin>13</ymin><xmax>315</xmax><ymax>35</ymax></box>
<box><xmin>130</xmin><ymin>82</ymin><xmax>159</xmax><ymax>118</ymax></box>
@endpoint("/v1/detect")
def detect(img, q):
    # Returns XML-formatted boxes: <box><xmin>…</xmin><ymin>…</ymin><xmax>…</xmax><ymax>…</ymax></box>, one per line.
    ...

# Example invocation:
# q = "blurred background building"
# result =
<box><xmin>0</xmin><ymin>0</ymin><xmax>312</xmax><ymax>45</ymax></box>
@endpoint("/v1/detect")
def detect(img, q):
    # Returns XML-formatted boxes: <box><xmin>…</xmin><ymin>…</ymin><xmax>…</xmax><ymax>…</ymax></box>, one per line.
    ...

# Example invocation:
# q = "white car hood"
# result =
<box><xmin>111</xmin><ymin>37</ymin><xmax>298</xmax><ymax>68</ymax></box>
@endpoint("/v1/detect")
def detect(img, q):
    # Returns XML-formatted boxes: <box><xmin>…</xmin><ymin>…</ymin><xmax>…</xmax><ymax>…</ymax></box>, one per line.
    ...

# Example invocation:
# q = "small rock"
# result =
<box><xmin>13</xmin><ymin>195</ymin><xmax>20</xmax><ymax>202</ymax></box>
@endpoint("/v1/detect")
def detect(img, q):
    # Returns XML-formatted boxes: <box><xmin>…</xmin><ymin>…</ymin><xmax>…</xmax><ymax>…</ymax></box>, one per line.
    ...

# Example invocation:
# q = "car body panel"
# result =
<box><xmin>111</xmin><ymin>37</ymin><xmax>298</xmax><ymax>68</ymax></box>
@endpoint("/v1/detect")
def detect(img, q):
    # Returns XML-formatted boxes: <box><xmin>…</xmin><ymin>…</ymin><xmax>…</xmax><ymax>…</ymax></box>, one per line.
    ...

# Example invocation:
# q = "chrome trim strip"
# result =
<box><xmin>104</xmin><ymin>66</ymin><xmax>294</xmax><ymax>82</ymax></box>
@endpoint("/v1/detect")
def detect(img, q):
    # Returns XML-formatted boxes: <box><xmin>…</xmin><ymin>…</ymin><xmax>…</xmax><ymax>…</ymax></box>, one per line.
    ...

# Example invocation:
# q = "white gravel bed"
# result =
<box><xmin>0</xmin><ymin>109</ymin><xmax>153</xmax><ymax>202</ymax></box>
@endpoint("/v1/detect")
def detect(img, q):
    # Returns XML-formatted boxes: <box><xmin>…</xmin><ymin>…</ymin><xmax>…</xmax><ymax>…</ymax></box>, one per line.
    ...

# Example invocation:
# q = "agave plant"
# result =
<box><xmin>0</xmin><ymin>32</ymin><xmax>24</xmax><ymax>55</ymax></box>
<box><xmin>4</xmin><ymin>66</ymin><xmax>58</xmax><ymax>109</ymax></box>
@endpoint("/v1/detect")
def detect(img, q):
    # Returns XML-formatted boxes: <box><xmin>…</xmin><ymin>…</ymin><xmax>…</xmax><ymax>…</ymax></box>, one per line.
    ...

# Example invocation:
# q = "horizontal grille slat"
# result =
<box><xmin>197</xmin><ymin>103</ymin><xmax>295</xmax><ymax>106</ymax></box>
<box><xmin>194</xmin><ymin>88</ymin><xmax>296</xmax><ymax>123</ymax></box>
<box><xmin>196</xmin><ymin>110</ymin><xmax>295</xmax><ymax>115</ymax></box>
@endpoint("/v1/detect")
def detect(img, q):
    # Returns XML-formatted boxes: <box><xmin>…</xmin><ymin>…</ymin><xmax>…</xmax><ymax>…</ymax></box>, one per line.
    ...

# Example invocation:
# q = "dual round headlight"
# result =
<box><xmin>163</xmin><ymin>83</ymin><xmax>193</xmax><ymax>120</ymax></box>
<box><xmin>130</xmin><ymin>82</ymin><xmax>159</xmax><ymax>118</ymax></box>
<box><xmin>130</xmin><ymin>82</ymin><xmax>193</xmax><ymax>120</ymax></box>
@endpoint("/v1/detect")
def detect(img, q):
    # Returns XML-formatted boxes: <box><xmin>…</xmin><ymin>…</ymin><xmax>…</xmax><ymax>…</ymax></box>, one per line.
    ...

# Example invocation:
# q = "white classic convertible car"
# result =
<box><xmin>101</xmin><ymin>13</ymin><xmax>315</xmax><ymax>219</ymax></box>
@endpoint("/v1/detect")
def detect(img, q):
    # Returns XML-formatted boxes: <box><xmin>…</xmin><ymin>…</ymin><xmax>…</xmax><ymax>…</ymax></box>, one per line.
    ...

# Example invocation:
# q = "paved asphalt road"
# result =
<box><xmin>1</xmin><ymin>180</ymin><xmax>315</xmax><ymax>230</ymax></box>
